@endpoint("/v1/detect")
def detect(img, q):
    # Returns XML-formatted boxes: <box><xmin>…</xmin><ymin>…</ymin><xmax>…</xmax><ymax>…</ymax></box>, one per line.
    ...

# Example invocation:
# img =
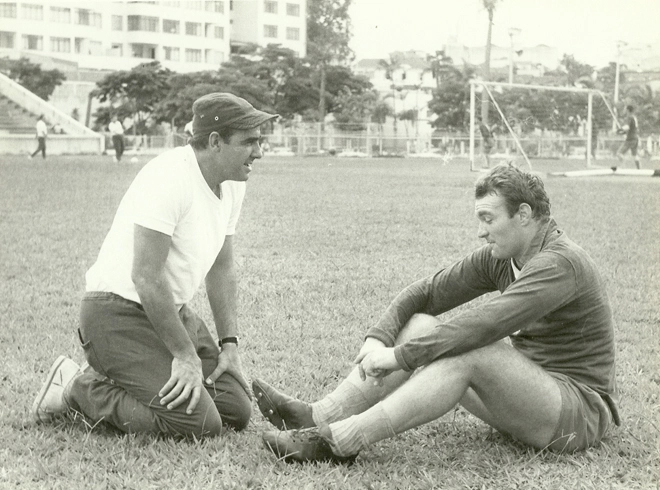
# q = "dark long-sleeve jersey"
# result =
<box><xmin>366</xmin><ymin>219</ymin><xmax>619</xmax><ymax>422</ymax></box>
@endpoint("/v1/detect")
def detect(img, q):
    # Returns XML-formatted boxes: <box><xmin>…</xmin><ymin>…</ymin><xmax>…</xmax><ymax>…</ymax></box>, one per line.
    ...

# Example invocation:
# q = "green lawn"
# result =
<box><xmin>1</xmin><ymin>154</ymin><xmax>659</xmax><ymax>489</ymax></box>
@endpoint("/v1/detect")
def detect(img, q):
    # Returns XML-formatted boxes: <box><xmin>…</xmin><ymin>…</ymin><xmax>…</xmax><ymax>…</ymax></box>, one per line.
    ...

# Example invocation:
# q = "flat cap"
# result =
<box><xmin>192</xmin><ymin>93</ymin><xmax>279</xmax><ymax>139</ymax></box>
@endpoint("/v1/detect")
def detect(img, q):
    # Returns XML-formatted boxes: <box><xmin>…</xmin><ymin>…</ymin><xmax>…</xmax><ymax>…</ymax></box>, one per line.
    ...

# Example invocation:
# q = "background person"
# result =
<box><xmin>479</xmin><ymin>122</ymin><xmax>495</xmax><ymax>168</ymax></box>
<box><xmin>616</xmin><ymin>105</ymin><xmax>641</xmax><ymax>169</ymax></box>
<box><xmin>32</xmin><ymin>93</ymin><xmax>279</xmax><ymax>438</ymax></box>
<box><xmin>29</xmin><ymin>115</ymin><xmax>48</xmax><ymax>159</ymax></box>
<box><xmin>109</xmin><ymin>115</ymin><xmax>125</xmax><ymax>162</ymax></box>
<box><xmin>254</xmin><ymin>164</ymin><xmax>619</xmax><ymax>463</ymax></box>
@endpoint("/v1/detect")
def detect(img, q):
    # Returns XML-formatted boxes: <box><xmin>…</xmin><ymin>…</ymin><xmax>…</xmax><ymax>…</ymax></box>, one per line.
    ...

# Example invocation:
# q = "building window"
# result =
<box><xmin>76</xmin><ymin>9</ymin><xmax>89</xmax><ymax>25</ymax></box>
<box><xmin>22</xmin><ymin>34</ymin><xmax>42</xmax><ymax>50</ymax></box>
<box><xmin>50</xmin><ymin>7</ymin><xmax>70</xmax><ymax>23</ymax></box>
<box><xmin>21</xmin><ymin>3</ymin><xmax>43</xmax><ymax>20</ymax></box>
<box><xmin>111</xmin><ymin>43</ymin><xmax>123</xmax><ymax>56</ymax></box>
<box><xmin>131</xmin><ymin>43</ymin><xmax>156</xmax><ymax>59</ymax></box>
<box><xmin>286</xmin><ymin>3</ymin><xmax>299</xmax><ymax>16</ymax></box>
<box><xmin>205</xmin><ymin>49</ymin><xmax>223</xmax><ymax>64</ymax></box>
<box><xmin>187</xmin><ymin>1</ymin><xmax>203</xmax><ymax>9</ymax></box>
<box><xmin>264</xmin><ymin>1</ymin><xmax>277</xmax><ymax>14</ymax></box>
<box><xmin>162</xmin><ymin>1</ymin><xmax>180</xmax><ymax>6</ymax></box>
<box><xmin>185</xmin><ymin>48</ymin><xmax>202</xmax><ymax>62</ymax></box>
<box><xmin>75</xmin><ymin>9</ymin><xmax>101</xmax><ymax>27</ymax></box>
<box><xmin>0</xmin><ymin>3</ymin><xmax>17</xmax><ymax>18</ymax></box>
<box><xmin>0</xmin><ymin>31</ymin><xmax>15</xmax><ymax>48</ymax></box>
<box><xmin>263</xmin><ymin>24</ymin><xmax>277</xmax><ymax>38</ymax></box>
<box><xmin>214</xmin><ymin>26</ymin><xmax>224</xmax><ymax>39</ymax></box>
<box><xmin>163</xmin><ymin>19</ymin><xmax>179</xmax><ymax>34</ymax></box>
<box><xmin>163</xmin><ymin>46</ymin><xmax>180</xmax><ymax>61</ymax></box>
<box><xmin>128</xmin><ymin>15</ymin><xmax>159</xmax><ymax>32</ymax></box>
<box><xmin>91</xmin><ymin>12</ymin><xmax>102</xmax><ymax>28</ymax></box>
<box><xmin>89</xmin><ymin>40</ymin><xmax>102</xmax><ymax>55</ymax></box>
<box><xmin>185</xmin><ymin>22</ymin><xmax>201</xmax><ymax>36</ymax></box>
<box><xmin>286</xmin><ymin>27</ymin><xmax>299</xmax><ymax>41</ymax></box>
<box><xmin>111</xmin><ymin>15</ymin><xmax>123</xmax><ymax>31</ymax></box>
<box><xmin>205</xmin><ymin>1</ymin><xmax>224</xmax><ymax>13</ymax></box>
<box><xmin>74</xmin><ymin>37</ymin><xmax>85</xmax><ymax>54</ymax></box>
<box><xmin>50</xmin><ymin>36</ymin><xmax>71</xmax><ymax>53</ymax></box>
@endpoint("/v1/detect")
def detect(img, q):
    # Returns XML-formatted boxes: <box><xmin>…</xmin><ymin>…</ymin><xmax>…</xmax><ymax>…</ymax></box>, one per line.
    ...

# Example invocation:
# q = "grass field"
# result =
<box><xmin>1</xmin><ymin>153</ymin><xmax>659</xmax><ymax>489</ymax></box>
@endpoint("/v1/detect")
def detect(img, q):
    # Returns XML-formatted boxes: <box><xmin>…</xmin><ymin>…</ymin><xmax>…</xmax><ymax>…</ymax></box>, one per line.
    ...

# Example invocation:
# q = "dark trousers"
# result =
<box><xmin>112</xmin><ymin>135</ymin><xmax>125</xmax><ymax>161</ymax></box>
<box><xmin>31</xmin><ymin>137</ymin><xmax>46</xmax><ymax>158</ymax></box>
<box><xmin>68</xmin><ymin>292</ymin><xmax>251</xmax><ymax>437</ymax></box>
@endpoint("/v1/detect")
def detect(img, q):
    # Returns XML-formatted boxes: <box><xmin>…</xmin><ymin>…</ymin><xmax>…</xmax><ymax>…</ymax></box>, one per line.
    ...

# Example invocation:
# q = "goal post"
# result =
<box><xmin>468</xmin><ymin>80</ymin><xmax>614</xmax><ymax>171</ymax></box>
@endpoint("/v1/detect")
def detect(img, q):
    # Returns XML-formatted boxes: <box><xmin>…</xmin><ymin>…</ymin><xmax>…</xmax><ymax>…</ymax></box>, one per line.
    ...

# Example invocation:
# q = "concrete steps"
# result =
<box><xmin>0</xmin><ymin>94</ymin><xmax>40</xmax><ymax>134</ymax></box>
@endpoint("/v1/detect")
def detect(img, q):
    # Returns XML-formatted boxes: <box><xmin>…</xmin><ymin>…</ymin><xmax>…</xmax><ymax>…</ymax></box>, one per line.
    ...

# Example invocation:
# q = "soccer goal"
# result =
<box><xmin>468</xmin><ymin>80</ymin><xmax>616</xmax><ymax>171</ymax></box>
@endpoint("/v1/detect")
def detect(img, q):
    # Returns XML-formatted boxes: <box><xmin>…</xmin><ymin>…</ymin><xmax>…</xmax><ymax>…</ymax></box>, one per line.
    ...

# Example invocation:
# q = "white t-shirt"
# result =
<box><xmin>86</xmin><ymin>145</ymin><xmax>246</xmax><ymax>306</ymax></box>
<box><xmin>109</xmin><ymin>120</ymin><xmax>124</xmax><ymax>136</ymax></box>
<box><xmin>36</xmin><ymin>119</ymin><xmax>47</xmax><ymax>137</ymax></box>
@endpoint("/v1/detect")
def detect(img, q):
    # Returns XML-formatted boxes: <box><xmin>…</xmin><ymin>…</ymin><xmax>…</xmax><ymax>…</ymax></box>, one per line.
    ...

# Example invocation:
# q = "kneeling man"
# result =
<box><xmin>254</xmin><ymin>164</ymin><xmax>619</xmax><ymax>462</ymax></box>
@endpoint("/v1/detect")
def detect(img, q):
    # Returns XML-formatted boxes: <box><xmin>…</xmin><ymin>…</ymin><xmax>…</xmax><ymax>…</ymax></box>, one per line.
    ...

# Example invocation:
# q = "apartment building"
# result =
<box><xmin>0</xmin><ymin>0</ymin><xmax>306</xmax><ymax>74</ymax></box>
<box><xmin>231</xmin><ymin>0</ymin><xmax>306</xmax><ymax>57</ymax></box>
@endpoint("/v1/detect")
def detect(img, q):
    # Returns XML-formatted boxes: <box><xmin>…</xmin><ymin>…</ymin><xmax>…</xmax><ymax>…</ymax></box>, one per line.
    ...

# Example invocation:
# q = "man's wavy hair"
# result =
<box><xmin>474</xmin><ymin>164</ymin><xmax>551</xmax><ymax>221</ymax></box>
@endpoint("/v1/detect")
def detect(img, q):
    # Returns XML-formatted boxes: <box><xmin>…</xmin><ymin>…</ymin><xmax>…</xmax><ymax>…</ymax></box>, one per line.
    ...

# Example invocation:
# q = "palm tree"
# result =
<box><xmin>379</xmin><ymin>54</ymin><xmax>404</xmax><ymax>151</ymax></box>
<box><xmin>427</xmin><ymin>50</ymin><xmax>455</xmax><ymax>90</ymax></box>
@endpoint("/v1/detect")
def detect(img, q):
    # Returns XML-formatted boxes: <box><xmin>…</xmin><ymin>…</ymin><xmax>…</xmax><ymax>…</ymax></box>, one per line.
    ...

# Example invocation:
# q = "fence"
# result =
<box><xmin>101</xmin><ymin>129</ymin><xmax>660</xmax><ymax>161</ymax></box>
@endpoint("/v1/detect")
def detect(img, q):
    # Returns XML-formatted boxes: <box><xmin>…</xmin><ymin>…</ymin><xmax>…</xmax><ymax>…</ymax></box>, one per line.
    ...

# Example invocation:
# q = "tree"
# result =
<box><xmin>4</xmin><ymin>57</ymin><xmax>66</xmax><ymax>100</ymax></box>
<box><xmin>332</xmin><ymin>89</ymin><xmax>378</xmax><ymax>131</ymax></box>
<box><xmin>427</xmin><ymin>50</ymin><xmax>455</xmax><ymax>90</ymax></box>
<box><xmin>379</xmin><ymin>54</ymin><xmax>404</xmax><ymax>143</ymax></box>
<box><xmin>223</xmin><ymin>44</ymin><xmax>302</xmax><ymax>117</ymax></box>
<box><xmin>398</xmin><ymin>108</ymin><xmax>417</xmax><ymax>137</ymax></box>
<box><xmin>94</xmin><ymin>61</ymin><xmax>171</xmax><ymax>134</ymax></box>
<box><xmin>151</xmin><ymin>68</ymin><xmax>274</xmax><ymax>129</ymax></box>
<box><xmin>480</xmin><ymin>0</ymin><xmax>501</xmax><ymax>125</ymax></box>
<box><xmin>428</xmin><ymin>65</ymin><xmax>476</xmax><ymax>132</ymax></box>
<box><xmin>307</xmin><ymin>0</ymin><xmax>353</xmax><ymax>123</ymax></box>
<box><xmin>623</xmin><ymin>83</ymin><xmax>660</xmax><ymax>134</ymax></box>
<box><xmin>596</xmin><ymin>62</ymin><xmax>626</xmax><ymax>95</ymax></box>
<box><xmin>560</xmin><ymin>54</ymin><xmax>594</xmax><ymax>87</ymax></box>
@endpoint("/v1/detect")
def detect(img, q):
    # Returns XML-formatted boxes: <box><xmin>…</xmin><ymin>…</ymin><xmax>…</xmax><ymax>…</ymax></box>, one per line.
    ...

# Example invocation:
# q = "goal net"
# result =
<box><xmin>468</xmin><ymin>80</ymin><xmax>616</xmax><ymax>171</ymax></box>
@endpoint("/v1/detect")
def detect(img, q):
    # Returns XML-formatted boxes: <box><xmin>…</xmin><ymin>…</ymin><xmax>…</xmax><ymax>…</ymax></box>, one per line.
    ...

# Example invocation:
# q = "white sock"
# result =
<box><xmin>311</xmin><ymin>379</ymin><xmax>371</xmax><ymax>426</ymax></box>
<box><xmin>327</xmin><ymin>404</ymin><xmax>396</xmax><ymax>457</ymax></box>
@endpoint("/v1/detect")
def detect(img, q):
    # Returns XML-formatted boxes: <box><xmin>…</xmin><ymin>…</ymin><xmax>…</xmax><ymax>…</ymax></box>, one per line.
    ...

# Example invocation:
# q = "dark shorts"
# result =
<box><xmin>546</xmin><ymin>372</ymin><xmax>614</xmax><ymax>452</ymax></box>
<box><xmin>619</xmin><ymin>138</ymin><xmax>638</xmax><ymax>156</ymax></box>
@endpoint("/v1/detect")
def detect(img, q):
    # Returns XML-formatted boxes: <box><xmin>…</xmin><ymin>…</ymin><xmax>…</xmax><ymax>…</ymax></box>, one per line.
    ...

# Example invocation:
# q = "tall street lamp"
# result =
<box><xmin>508</xmin><ymin>27</ymin><xmax>521</xmax><ymax>85</ymax></box>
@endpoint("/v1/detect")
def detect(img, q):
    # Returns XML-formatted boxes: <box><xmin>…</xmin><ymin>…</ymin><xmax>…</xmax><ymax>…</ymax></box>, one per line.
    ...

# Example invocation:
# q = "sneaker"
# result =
<box><xmin>262</xmin><ymin>427</ymin><xmax>356</xmax><ymax>465</ymax></box>
<box><xmin>253</xmin><ymin>378</ymin><xmax>315</xmax><ymax>430</ymax></box>
<box><xmin>113</xmin><ymin>156</ymin><xmax>118</xmax><ymax>163</ymax></box>
<box><xmin>32</xmin><ymin>356</ymin><xmax>81</xmax><ymax>423</ymax></box>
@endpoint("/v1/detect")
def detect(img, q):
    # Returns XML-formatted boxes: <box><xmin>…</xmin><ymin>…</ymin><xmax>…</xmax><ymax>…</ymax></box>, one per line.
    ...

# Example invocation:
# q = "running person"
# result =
<box><xmin>617</xmin><ymin>105</ymin><xmax>641</xmax><ymax>169</ymax></box>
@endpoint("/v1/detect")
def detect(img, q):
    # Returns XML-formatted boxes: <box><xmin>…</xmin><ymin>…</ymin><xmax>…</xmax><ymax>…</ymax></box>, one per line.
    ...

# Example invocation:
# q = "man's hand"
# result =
<box><xmin>205</xmin><ymin>343</ymin><xmax>252</xmax><ymax>399</ymax></box>
<box><xmin>159</xmin><ymin>355</ymin><xmax>204</xmax><ymax>414</ymax></box>
<box><xmin>358</xmin><ymin>347</ymin><xmax>400</xmax><ymax>384</ymax></box>
<box><xmin>354</xmin><ymin>338</ymin><xmax>400</xmax><ymax>385</ymax></box>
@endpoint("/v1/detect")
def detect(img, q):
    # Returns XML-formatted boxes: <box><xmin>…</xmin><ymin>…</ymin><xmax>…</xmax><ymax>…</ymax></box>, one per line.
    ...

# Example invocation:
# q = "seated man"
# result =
<box><xmin>253</xmin><ymin>164</ymin><xmax>620</xmax><ymax>463</ymax></box>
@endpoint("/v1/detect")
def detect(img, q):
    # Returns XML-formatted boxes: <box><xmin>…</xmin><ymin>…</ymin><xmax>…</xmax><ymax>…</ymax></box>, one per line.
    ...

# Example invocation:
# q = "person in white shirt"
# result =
<box><xmin>29</xmin><ymin>115</ymin><xmax>48</xmax><ymax>159</ymax></box>
<box><xmin>33</xmin><ymin>93</ymin><xmax>279</xmax><ymax>438</ymax></box>
<box><xmin>108</xmin><ymin>115</ymin><xmax>125</xmax><ymax>162</ymax></box>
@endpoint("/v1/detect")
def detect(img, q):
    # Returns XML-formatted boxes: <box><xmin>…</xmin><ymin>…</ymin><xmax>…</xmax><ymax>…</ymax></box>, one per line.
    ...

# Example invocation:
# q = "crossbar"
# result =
<box><xmin>470</xmin><ymin>80</ymin><xmax>595</xmax><ymax>94</ymax></box>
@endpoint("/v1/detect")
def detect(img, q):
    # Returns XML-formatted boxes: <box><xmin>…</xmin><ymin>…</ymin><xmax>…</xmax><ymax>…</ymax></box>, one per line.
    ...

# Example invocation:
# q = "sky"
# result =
<box><xmin>348</xmin><ymin>0</ymin><xmax>660</xmax><ymax>68</ymax></box>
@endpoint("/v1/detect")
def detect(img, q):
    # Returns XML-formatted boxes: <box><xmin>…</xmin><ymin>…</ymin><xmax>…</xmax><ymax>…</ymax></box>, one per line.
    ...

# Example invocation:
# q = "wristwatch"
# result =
<box><xmin>219</xmin><ymin>336</ymin><xmax>239</xmax><ymax>347</ymax></box>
